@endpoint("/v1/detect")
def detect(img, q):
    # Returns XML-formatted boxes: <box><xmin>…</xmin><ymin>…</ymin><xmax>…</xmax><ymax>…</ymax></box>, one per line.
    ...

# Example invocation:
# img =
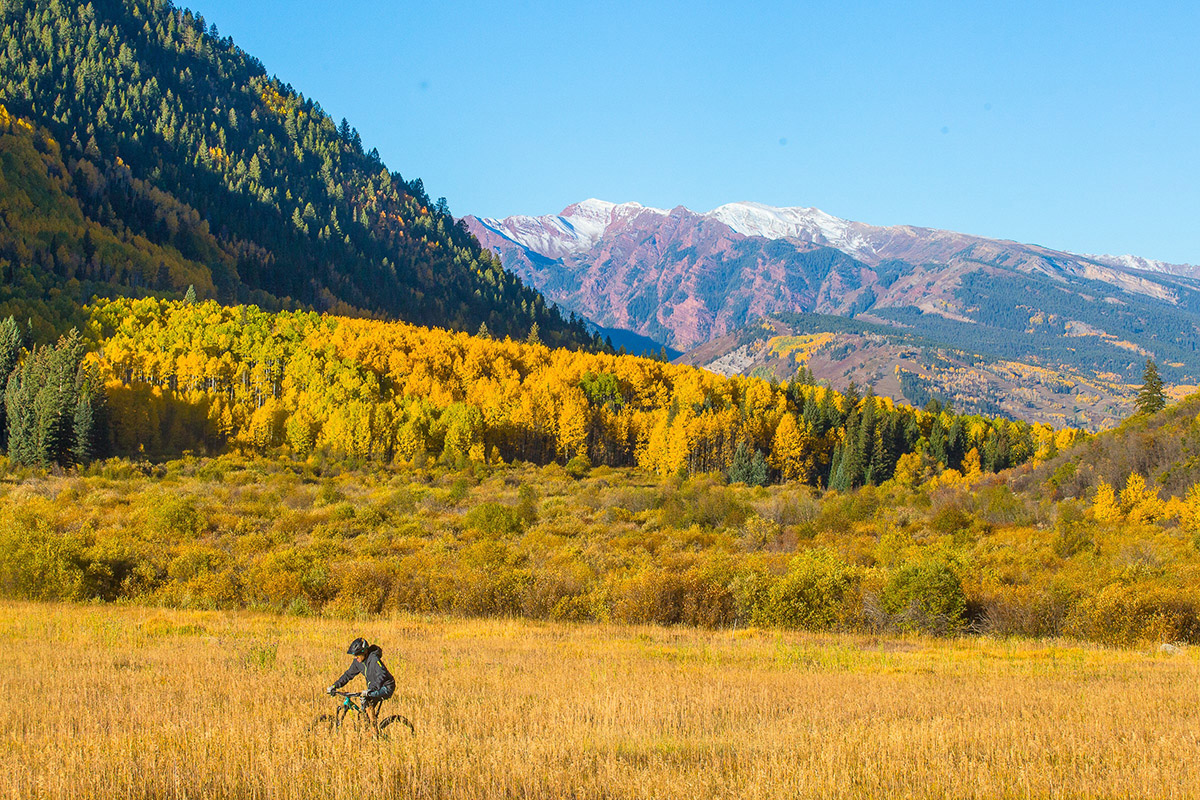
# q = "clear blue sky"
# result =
<box><xmin>195</xmin><ymin>1</ymin><xmax>1200</xmax><ymax>264</ymax></box>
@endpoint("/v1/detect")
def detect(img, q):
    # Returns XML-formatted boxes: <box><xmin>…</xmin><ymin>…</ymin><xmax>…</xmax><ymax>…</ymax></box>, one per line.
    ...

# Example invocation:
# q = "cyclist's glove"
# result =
<box><xmin>325</xmin><ymin>686</ymin><xmax>336</xmax><ymax>695</ymax></box>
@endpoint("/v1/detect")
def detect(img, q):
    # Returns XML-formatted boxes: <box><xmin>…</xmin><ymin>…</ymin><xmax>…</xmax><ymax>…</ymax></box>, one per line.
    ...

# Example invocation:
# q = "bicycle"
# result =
<box><xmin>311</xmin><ymin>690</ymin><xmax>415</xmax><ymax>738</ymax></box>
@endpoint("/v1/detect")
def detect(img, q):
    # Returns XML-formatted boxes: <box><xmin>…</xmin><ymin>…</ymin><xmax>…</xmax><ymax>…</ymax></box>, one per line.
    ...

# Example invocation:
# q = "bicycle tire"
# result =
<box><xmin>379</xmin><ymin>714</ymin><xmax>415</xmax><ymax>737</ymax></box>
<box><xmin>310</xmin><ymin>713</ymin><xmax>340</xmax><ymax>734</ymax></box>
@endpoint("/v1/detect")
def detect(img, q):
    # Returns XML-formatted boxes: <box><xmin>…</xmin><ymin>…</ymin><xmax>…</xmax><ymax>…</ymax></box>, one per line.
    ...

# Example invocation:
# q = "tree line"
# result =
<box><xmin>17</xmin><ymin>297</ymin><xmax>1065</xmax><ymax>487</ymax></box>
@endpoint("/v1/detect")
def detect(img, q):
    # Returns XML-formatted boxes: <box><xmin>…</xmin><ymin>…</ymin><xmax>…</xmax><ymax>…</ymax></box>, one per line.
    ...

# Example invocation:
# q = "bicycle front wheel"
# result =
<box><xmin>379</xmin><ymin>715</ymin><xmax>415</xmax><ymax>737</ymax></box>
<box><xmin>310</xmin><ymin>714</ymin><xmax>340</xmax><ymax>734</ymax></box>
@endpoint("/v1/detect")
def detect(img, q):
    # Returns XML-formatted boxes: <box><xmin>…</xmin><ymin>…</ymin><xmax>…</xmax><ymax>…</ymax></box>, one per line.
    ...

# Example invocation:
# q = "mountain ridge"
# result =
<box><xmin>464</xmin><ymin>197</ymin><xmax>1200</xmax><ymax>351</ymax></box>
<box><xmin>465</xmin><ymin>197</ymin><xmax>1200</xmax><ymax>427</ymax></box>
<box><xmin>473</xmin><ymin>198</ymin><xmax>1198</xmax><ymax>280</ymax></box>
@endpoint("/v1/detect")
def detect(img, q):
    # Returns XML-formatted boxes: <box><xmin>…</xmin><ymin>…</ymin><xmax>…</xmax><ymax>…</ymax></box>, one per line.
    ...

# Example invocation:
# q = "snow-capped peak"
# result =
<box><xmin>477</xmin><ymin>199</ymin><xmax>668</xmax><ymax>258</ymax></box>
<box><xmin>707</xmin><ymin>201</ymin><xmax>875</xmax><ymax>259</ymax></box>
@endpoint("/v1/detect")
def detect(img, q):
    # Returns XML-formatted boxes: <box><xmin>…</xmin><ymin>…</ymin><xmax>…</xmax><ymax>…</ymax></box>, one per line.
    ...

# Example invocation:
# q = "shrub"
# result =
<box><xmin>678</xmin><ymin>556</ymin><xmax>738</xmax><ymax>627</ymax></box>
<box><xmin>975</xmin><ymin>583</ymin><xmax>1073</xmax><ymax>638</ymax></box>
<box><xmin>759</xmin><ymin>550</ymin><xmax>857</xmax><ymax>630</ymax></box>
<box><xmin>565</xmin><ymin>454</ymin><xmax>592</xmax><ymax>479</ymax></box>
<box><xmin>1065</xmin><ymin>583</ymin><xmax>1200</xmax><ymax>647</ymax></box>
<box><xmin>522</xmin><ymin>558</ymin><xmax>594</xmax><ymax>621</ymax></box>
<box><xmin>325</xmin><ymin>559</ymin><xmax>394</xmax><ymax>617</ymax></box>
<box><xmin>0</xmin><ymin>509</ymin><xmax>86</xmax><ymax>600</ymax></box>
<box><xmin>451</xmin><ymin>541</ymin><xmax>530</xmax><ymax>617</ymax></box>
<box><xmin>1052</xmin><ymin>500</ymin><xmax>1094</xmax><ymax>558</ymax></box>
<box><xmin>880</xmin><ymin>558</ymin><xmax>967</xmax><ymax>634</ymax></box>
<box><xmin>975</xmin><ymin>482</ymin><xmax>1035</xmax><ymax>526</ymax></box>
<box><xmin>151</xmin><ymin>495</ymin><xmax>205</xmax><ymax>538</ymax></box>
<box><xmin>517</xmin><ymin>484</ymin><xmax>538</xmax><ymax>525</ymax></box>
<box><xmin>610</xmin><ymin>566</ymin><xmax>686</xmax><ymax>625</ymax></box>
<box><xmin>463</xmin><ymin>502</ymin><xmax>524</xmax><ymax>538</ymax></box>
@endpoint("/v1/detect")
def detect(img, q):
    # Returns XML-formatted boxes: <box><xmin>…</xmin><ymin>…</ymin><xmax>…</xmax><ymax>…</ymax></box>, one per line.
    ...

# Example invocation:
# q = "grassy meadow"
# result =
<box><xmin>3</xmin><ymin>601</ymin><xmax>1198</xmax><ymax>800</ymax></box>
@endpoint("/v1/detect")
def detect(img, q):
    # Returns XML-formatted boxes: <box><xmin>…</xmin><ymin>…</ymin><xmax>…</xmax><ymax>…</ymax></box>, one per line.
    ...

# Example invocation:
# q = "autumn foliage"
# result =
<box><xmin>86</xmin><ymin>297</ymin><xmax>1058</xmax><ymax>487</ymax></box>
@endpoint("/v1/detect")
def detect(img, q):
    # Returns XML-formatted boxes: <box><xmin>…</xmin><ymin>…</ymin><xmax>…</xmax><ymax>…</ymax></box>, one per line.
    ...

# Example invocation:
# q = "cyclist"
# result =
<box><xmin>326</xmin><ymin>637</ymin><xmax>396</xmax><ymax>733</ymax></box>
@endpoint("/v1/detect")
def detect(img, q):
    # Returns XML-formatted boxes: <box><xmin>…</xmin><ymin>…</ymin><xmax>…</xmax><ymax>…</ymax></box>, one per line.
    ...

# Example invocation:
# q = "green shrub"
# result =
<box><xmin>760</xmin><ymin>550</ymin><xmax>856</xmax><ymax>630</ymax></box>
<box><xmin>1052</xmin><ymin>500</ymin><xmax>1094</xmax><ymax>558</ymax></box>
<box><xmin>565</xmin><ymin>454</ymin><xmax>592</xmax><ymax>479</ymax></box>
<box><xmin>0</xmin><ymin>509</ymin><xmax>86</xmax><ymax>600</ymax></box>
<box><xmin>931</xmin><ymin>502</ymin><xmax>973</xmax><ymax>536</ymax></box>
<box><xmin>517</xmin><ymin>484</ymin><xmax>539</xmax><ymax>524</ymax></box>
<box><xmin>315</xmin><ymin>481</ymin><xmax>344</xmax><ymax>506</ymax></box>
<box><xmin>446</xmin><ymin>477</ymin><xmax>470</xmax><ymax>504</ymax></box>
<box><xmin>151</xmin><ymin>495</ymin><xmax>205</xmax><ymax>538</ymax></box>
<box><xmin>881</xmin><ymin>558</ymin><xmax>967</xmax><ymax>634</ymax></box>
<box><xmin>463</xmin><ymin>502</ymin><xmax>524</xmax><ymax>538</ymax></box>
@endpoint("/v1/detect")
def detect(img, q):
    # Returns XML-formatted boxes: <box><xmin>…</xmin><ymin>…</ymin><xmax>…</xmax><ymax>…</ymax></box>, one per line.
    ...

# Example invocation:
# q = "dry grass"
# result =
<box><xmin>2</xmin><ymin>602</ymin><xmax>1198</xmax><ymax>799</ymax></box>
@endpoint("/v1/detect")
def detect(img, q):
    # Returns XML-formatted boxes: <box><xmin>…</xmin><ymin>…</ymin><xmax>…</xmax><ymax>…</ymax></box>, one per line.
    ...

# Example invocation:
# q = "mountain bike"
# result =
<box><xmin>311</xmin><ymin>691</ymin><xmax>415</xmax><ymax>738</ymax></box>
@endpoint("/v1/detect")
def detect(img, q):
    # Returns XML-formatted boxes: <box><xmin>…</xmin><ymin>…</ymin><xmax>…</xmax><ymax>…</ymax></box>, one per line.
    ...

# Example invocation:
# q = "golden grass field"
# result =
<box><xmin>2</xmin><ymin>601</ymin><xmax>1198</xmax><ymax>799</ymax></box>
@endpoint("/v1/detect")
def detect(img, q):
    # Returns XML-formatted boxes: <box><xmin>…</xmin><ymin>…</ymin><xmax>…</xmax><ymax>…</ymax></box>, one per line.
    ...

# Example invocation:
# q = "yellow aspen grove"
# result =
<box><xmin>84</xmin><ymin>298</ymin><xmax>1060</xmax><ymax>480</ymax></box>
<box><xmin>1120</xmin><ymin>473</ymin><xmax>1163</xmax><ymax>523</ymax></box>
<box><xmin>285</xmin><ymin>407</ymin><xmax>317</xmax><ymax>454</ymax></box>
<box><xmin>555</xmin><ymin>387</ymin><xmax>590</xmax><ymax>460</ymax></box>
<box><xmin>961</xmin><ymin>447</ymin><xmax>982</xmax><ymax>478</ymax></box>
<box><xmin>770</xmin><ymin>414</ymin><xmax>813</xmax><ymax>483</ymax></box>
<box><xmin>1092</xmin><ymin>481</ymin><xmax>1122</xmax><ymax>523</ymax></box>
<box><xmin>244</xmin><ymin>398</ymin><xmax>285</xmax><ymax>449</ymax></box>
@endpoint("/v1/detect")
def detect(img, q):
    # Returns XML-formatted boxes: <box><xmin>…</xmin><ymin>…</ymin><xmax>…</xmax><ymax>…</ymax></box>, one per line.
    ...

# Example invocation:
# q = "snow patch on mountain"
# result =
<box><xmin>708</xmin><ymin>201</ymin><xmax>877</xmax><ymax>260</ymax></box>
<box><xmin>1081</xmin><ymin>252</ymin><xmax>1200</xmax><ymax>278</ymax></box>
<box><xmin>477</xmin><ymin>199</ymin><xmax>669</xmax><ymax>258</ymax></box>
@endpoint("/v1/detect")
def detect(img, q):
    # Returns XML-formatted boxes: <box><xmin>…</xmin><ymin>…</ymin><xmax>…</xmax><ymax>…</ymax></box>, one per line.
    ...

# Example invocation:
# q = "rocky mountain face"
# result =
<box><xmin>465</xmin><ymin>199</ymin><xmax>1200</xmax><ymax>427</ymax></box>
<box><xmin>464</xmin><ymin>199</ymin><xmax>1200</xmax><ymax>352</ymax></box>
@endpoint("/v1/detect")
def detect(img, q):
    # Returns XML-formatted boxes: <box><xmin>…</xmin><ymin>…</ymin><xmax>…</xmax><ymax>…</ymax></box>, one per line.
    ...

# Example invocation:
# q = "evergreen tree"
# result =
<box><xmin>0</xmin><ymin>316</ymin><xmax>23</xmax><ymax>451</ymax></box>
<box><xmin>184</xmin><ymin>284</ymin><xmax>197</xmax><ymax>304</ymax></box>
<box><xmin>72</xmin><ymin>393</ymin><xmax>96</xmax><ymax>465</ymax></box>
<box><xmin>1136</xmin><ymin>359</ymin><xmax>1167</xmax><ymax>416</ymax></box>
<box><xmin>5</xmin><ymin>329</ymin><xmax>98</xmax><ymax>467</ymax></box>
<box><xmin>841</xmin><ymin>381</ymin><xmax>862</xmax><ymax>419</ymax></box>
<box><xmin>728</xmin><ymin>441</ymin><xmax>769</xmax><ymax>486</ymax></box>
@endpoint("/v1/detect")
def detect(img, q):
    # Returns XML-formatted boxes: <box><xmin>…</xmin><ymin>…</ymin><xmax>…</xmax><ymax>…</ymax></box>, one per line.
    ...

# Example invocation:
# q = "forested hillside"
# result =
<box><xmin>0</xmin><ymin>0</ymin><xmax>595</xmax><ymax>348</ymax></box>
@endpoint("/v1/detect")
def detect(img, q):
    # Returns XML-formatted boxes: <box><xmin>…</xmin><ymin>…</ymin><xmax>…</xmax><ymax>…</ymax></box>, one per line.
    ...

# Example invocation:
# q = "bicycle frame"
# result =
<box><xmin>315</xmin><ymin>689</ymin><xmax>415</xmax><ymax>737</ymax></box>
<box><xmin>330</xmin><ymin>690</ymin><xmax>369</xmax><ymax>723</ymax></box>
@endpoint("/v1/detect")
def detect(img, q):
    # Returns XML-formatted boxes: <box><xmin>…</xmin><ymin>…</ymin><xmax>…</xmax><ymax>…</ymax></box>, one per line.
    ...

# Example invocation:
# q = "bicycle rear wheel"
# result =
<box><xmin>379</xmin><ymin>714</ymin><xmax>415</xmax><ymax>737</ymax></box>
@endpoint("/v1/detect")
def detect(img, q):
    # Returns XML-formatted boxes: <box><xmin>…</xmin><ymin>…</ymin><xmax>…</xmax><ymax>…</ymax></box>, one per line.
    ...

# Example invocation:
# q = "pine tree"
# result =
<box><xmin>728</xmin><ymin>441</ymin><xmax>768</xmax><ymax>486</ymax></box>
<box><xmin>72</xmin><ymin>393</ymin><xmax>95</xmax><ymax>465</ymax></box>
<box><xmin>5</xmin><ymin>330</ymin><xmax>92</xmax><ymax>467</ymax></box>
<box><xmin>1136</xmin><ymin>359</ymin><xmax>1166</xmax><ymax>416</ymax></box>
<box><xmin>184</xmin><ymin>284</ymin><xmax>197</xmax><ymax>304</ymax></box>
<box><xmin>0</xmin><ymin>316</ymin><xmax>23</xmax><ymax>451</ymax></box>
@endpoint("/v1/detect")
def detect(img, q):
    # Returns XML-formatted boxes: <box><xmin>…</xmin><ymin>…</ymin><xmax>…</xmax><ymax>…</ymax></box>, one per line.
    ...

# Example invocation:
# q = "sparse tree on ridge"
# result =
<box><xmin>1136</xmin><ymin>359</ymin><xmax>1166</xmax><ymax>416</ymax></box>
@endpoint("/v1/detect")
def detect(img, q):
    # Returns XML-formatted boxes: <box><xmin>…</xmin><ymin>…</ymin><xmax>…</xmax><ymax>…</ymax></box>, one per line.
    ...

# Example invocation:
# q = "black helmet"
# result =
<box><xmin>347</xmin><ymin>637</ymin><xmax>369</xmax><ymax>656</ymax></box>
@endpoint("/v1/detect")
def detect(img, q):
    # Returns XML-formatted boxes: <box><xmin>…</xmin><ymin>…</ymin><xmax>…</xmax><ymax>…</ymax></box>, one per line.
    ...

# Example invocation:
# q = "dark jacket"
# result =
<box><xmin>332</xmin><ymin>645</ymin><xmax>395</xmax><ymax>696</ymax></box>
